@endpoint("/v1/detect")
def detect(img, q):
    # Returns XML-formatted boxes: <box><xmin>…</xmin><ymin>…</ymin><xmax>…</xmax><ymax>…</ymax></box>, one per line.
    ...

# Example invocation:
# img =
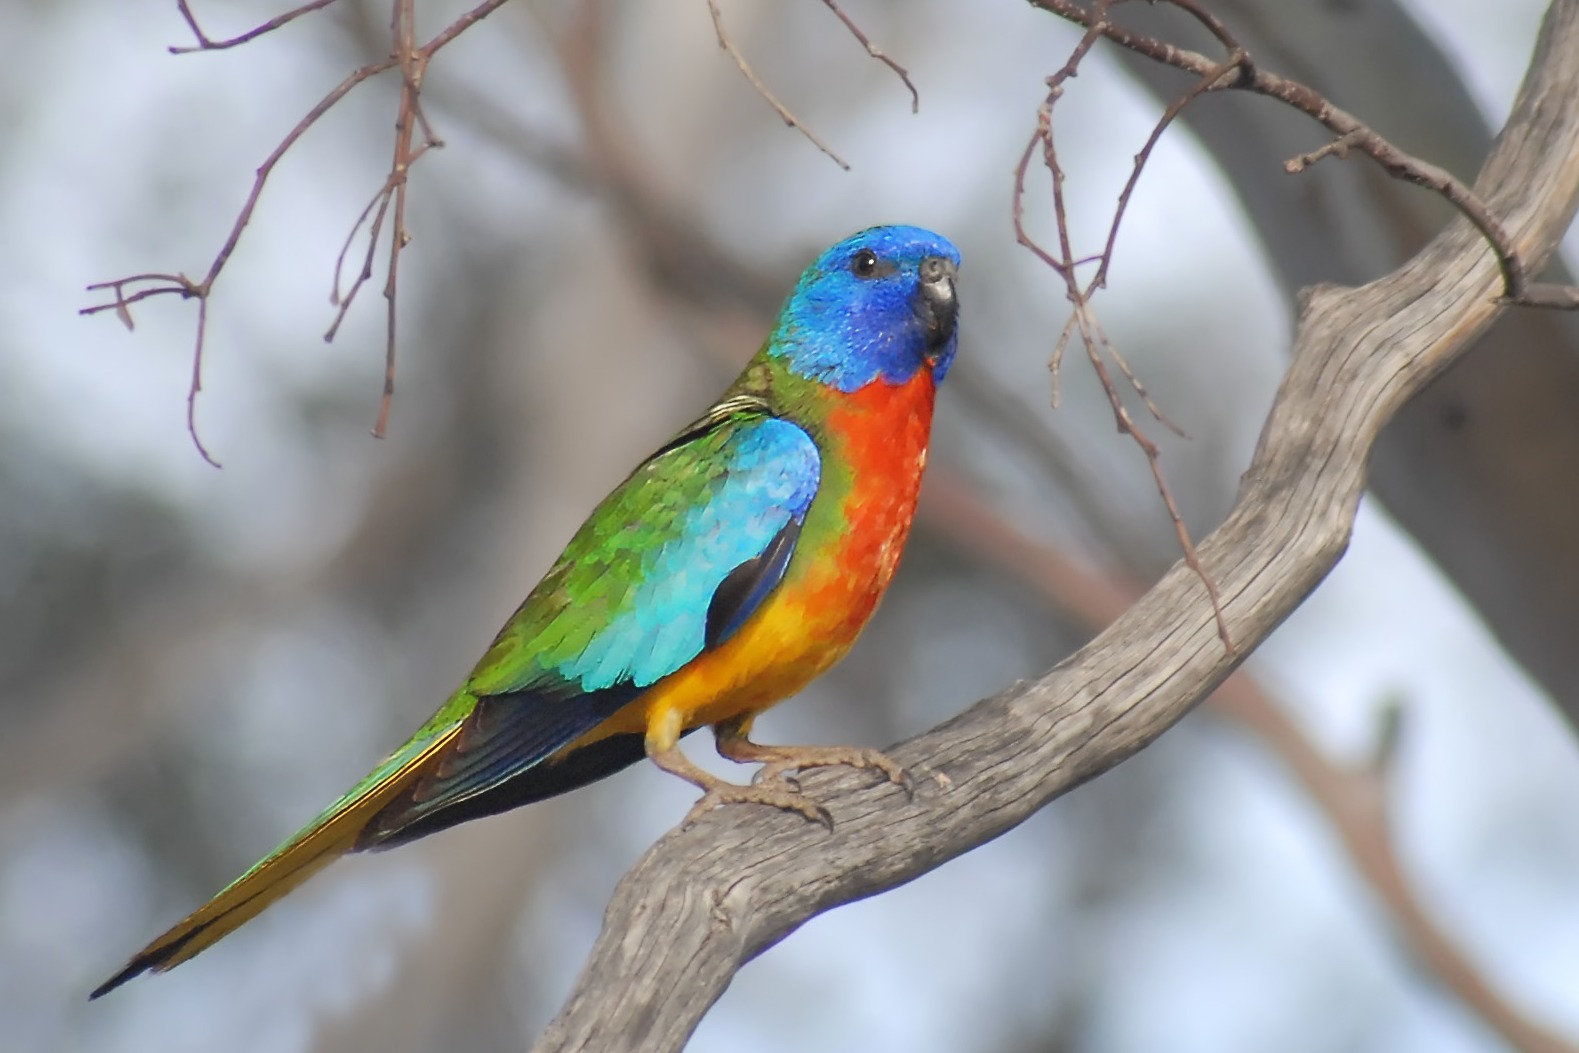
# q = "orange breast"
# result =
<box><xmin>624</xmin><ymin>367</ymin><xmax>939</xmax><ymax>739</ymax></box>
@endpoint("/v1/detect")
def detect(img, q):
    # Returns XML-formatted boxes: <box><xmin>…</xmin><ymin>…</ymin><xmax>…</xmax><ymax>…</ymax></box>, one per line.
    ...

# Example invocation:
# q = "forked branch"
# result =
<box><xmin>171</xmin><ymin>0</ymin><xmax>341</xmax><ymax>53</ymax></box>
<box><xmin>1029</xmin><ymin>0</ymin><xmax>1579</xmax><ymax>309</ymax></box>
<box><xmin>1012</xmin><ymin>1</ymin><xmax>1237</xmax><ymax>648</ymax></box>
<box><xmin>81</xmin><ymin>0</ymin><xmax>511</xmax><ymax>460</ymax></box>
<box><xmin>704</xmin><ymin>0</ymin><xmax>922</xmax><ymax>170</ymax></box>
<box><xmin>1012</xmin><ymin>0</ymin><xmax>1579</xmax><ymax>654</ymax></box>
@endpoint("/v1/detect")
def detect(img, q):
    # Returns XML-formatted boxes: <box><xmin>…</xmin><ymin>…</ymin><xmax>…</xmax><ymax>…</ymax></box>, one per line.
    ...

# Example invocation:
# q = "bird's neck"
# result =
<box><xmin>730</xmin><ymin>348</ymin><xmax>935</xmax><ymax>438</ymax></box>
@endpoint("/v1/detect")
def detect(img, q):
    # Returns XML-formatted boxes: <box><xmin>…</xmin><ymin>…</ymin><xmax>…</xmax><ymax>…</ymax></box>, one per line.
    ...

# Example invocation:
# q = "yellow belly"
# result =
<box><xmin>595</xmin><ymin>580</ymin><xmax>851</xmax><ymax>744</ymax></box>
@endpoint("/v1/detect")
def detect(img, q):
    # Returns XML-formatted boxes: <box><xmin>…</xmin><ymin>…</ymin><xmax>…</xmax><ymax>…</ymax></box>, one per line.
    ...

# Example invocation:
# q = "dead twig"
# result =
<box><xmin>1092</xmin><ymin>52</ymin><xmax>1245</xmax><ymax>291</ymax></box>
<box><xmin>1013</xmin><ymin>0</ymin><xmax>1234</xmax><ymax>648</ymax></box>
<box><xmin>705</xmin><ymin>0</ymin><xmax>851</xmax><ymax>169</ymax></box>
<box><xmin>703</xmin><ymin>0</ymin><xmax>922</xmax><ymax>164</ymax></box>
<box><xmin>170</xmin><ymin>0</ymin><xmax>342</xmax><ymax>54</ymax></box>
<box><xmin>819</xmin><ymin>0</ymin><xmax>919</xmax><ymax>113</ymax></box>
<box><xmin>82</xmin><ymin>0</ymin><xmax>512</xmax><ymax>460</ymax></box>
<box><xmin>374</xmin><ymin>0</ymin><xmax>425</xmax><ymax>437</ymax></box>
<box><xmin>1029</xmin><ymin>0</ymin><xmax>1579</xmax><ymax>311</ymax></box>
<box><xmin>82</xmin><ymin>54</ymin><xmax>398</xmax><ymax>464</ymax></box>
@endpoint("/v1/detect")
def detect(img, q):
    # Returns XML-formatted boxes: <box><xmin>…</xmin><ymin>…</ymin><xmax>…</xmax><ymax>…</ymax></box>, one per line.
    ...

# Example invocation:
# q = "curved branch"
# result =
<box><xmin>529</xmin><ymin>3</ymin><xmax>1579</xmax><ymax>1050</ymax></box>
<box><xmin>920</xmin><ymin>473</ymin><xmax>1579</xmax><ymax>1053</ymax></box>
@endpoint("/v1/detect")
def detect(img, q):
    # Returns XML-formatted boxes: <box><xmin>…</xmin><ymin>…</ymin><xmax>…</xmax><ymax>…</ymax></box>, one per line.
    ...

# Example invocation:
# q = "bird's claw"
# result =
<box><xmin>683</xmin><ymin>781</ymin><xmax>833</xmax><ymax>831</ymax></box>
<box><xmin>751</xmin><ymin>745</ymin><xmax>913</xmax><ymax>798</ymax></box>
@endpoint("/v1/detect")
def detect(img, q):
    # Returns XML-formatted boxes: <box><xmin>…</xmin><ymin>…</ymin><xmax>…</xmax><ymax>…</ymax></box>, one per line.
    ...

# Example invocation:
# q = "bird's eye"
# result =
<box><xmin>851</xmin><ymin>249</ymin><xmax>880</xmax><ymax>277</ymax></box>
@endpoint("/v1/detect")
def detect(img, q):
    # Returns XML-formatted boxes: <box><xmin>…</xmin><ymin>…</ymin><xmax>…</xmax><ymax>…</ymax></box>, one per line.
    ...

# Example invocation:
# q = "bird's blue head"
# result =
<box><xmin>769</xmin><ymin>225</ymin><xmax>961</xmax><ymax>393</ymax></box>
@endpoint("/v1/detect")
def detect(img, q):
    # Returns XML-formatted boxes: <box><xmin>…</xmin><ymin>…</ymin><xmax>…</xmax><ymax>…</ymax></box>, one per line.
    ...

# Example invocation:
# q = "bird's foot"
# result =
<box><xmin>750</xmin><ymin>744</ymin><xmax>913</xmax><ymax>798</ymax></box>
<box><xmin>683</xmin><ymin>779</ymin><xmax>832</xmax><ymax>830</ymax></box>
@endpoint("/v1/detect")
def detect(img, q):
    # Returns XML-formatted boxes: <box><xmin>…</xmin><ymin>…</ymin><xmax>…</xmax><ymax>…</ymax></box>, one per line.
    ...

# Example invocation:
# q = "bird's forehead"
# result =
<box><xmin>822</xmin><ymin>225</ymin><xmax>961</xmax><ymax>269</ymax></box>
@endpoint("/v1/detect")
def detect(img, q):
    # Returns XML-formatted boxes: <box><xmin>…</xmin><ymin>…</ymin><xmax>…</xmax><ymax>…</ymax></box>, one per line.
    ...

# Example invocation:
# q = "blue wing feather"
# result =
<box><xmin>558</xmin><ymin>416</ymin><xmax>819</xmax><ymax>689</ymax></box>
<box><xmin>360</xmin><ymin>413</ymin><xmax>820</xmax><ymax>844</ymax></box>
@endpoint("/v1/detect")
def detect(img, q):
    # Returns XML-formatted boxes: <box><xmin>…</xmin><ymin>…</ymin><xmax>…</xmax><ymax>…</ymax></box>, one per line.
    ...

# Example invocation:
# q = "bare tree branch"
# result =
<box><xmin>1071</xmin><ymin>0</ymin><xmax>1579</xmax><ymax>724</ymax></box>
<box><xmin>1208</xmin><ymin>681</ymin><xmax>1579</xmax><ymax>1053</ymax></box>
<box><xmin>819</xmin><ymin>0</ymin><xmax>920</xmax><ymax>113</ymax></box>
<box><xmin>80</xmin><ymin>0</ymin><xmax>512</xmax><ymax>458</ymax></box>
<box><xmin>1030</xmin><ymin>0</ymin><xmax>1579</xmax><ymax>311</ymax></box>
<box><xmin>81</xmin><ymin>52</ymin><xmax>398</xmax><ymax>465</ymax></box>
<box><xmin>1015</xmin><ymin>0</ymin><xmax>1579</xmax><ymax>656</ymax></box>
<box><xmin>704</xmin><ymin>0</ymin><xmax>852</xmax><ymax>169</ymax></box>
<box><xmin>1014</xmin><ymin>4</ymin><xmax>1236</xmax><ymax>647</ymax></box>
<box><xmin>528</xmin><ymin>3</ymin><xmax>1579</xmax><ymax>1048</ymax></box>
<box><xmin>171</xmin><ymin>0</ymin><xmax>342</xmax><ymax>53</ymax></box>
<box><xmin>508</xmin><ymin>16</ymin><xmax>1578</xmax><ymax>1047</ymax></box>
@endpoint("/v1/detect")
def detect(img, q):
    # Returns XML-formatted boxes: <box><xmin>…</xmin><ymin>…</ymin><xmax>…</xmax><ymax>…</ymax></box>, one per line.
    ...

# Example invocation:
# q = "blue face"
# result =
<box><xmin>770</xmin><ymin>225</ymin><xmax>961</xmax><ymax>393</ymax></box>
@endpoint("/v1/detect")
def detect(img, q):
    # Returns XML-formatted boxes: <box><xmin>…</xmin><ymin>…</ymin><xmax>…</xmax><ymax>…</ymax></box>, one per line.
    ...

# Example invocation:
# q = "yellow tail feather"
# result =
<box><xmin>90</xmin><ymin>727</ymin><xmax>460</xmax><ymax>999</ymax></box>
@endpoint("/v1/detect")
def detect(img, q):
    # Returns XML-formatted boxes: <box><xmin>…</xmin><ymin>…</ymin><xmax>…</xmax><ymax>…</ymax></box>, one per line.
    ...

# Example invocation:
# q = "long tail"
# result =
<box><xmin>90</xmin><ymin>727</ymin><xmax>460</xmax><ymax>999</ymax></box>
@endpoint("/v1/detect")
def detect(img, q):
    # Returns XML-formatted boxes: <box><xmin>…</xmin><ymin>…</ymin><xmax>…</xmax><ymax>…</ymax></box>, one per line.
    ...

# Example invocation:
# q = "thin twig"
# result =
<box><xmin>705</xmin><ymin>0</ymin><xmax>851</xmax><ymax>170</ymax></box>
<box><xmin>418</xmin><ymin>0</ymin><xmax>513</xmax><ymax>56</ymax></box>
<box><xmin>376</xmin><ymin>0</ymin><xmax>422</xmax><ymax>439</ymax></box>
<box><xmin>187</xmin><ymin>296</ymin><xmax>218</xmax><ymax>466</ymax></box>
<box><xmin>1010</xmin><ymin>7</ymin><xmax>1110</xmax><ymax>279</ymax></box>
<box><xmin>170</xmin><ymin>0</ymin><xmax>341</xmax><ymax>53</ymax></box>
<box><xmin>1028</xmin><ymin>0</ymin><xmax>1579</xmax><ymax>311</ymax></box>
<box><xmin>81</xmin><ymin>55</ymin><xmax>397</xmax><ymax>460</ymax></box>
<box><xmin>1013</xmin><ymin>1</ymin><xmax>1234</xmax><ymax>647</ymax></box>
<box><xmin>329</xmin><ymin>182</ymin><xmax>396</xmax><ymax>328</ymax></box>
<box><xmin>83</xmin><ymin>0</ymin><xmax>513</xmax><ymax>462</ymax></box>
<box><xmin>1092</xmin><ymin>54</ymin><xmax>1244</xmax><ymax>290</ymax></box>
<box><xmin>819</xmin><ymin>0</ymin><xmax>919</xmax><ymax>113</ymax></box>
<box><xmin>1091</xmin><ymin>313</ymin><xmax>1188</xmax><ymax>436</ymax></box>
<box><xmin>1284</xmin><ymin>129</ymin><xmax>1363</xmax><ymax>173</ymax></box>
<box><xmin>1047</xmin><ymin>312</ymin><xmax>1079</xmax><ymax>405</ymax></box>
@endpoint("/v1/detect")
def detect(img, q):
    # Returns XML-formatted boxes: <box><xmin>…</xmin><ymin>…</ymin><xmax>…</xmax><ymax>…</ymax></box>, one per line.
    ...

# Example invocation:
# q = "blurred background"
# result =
<box><xmin>2</xmin><ymin>1</ymin><xmax>1577</xmax><ymax>1051</ymax></box>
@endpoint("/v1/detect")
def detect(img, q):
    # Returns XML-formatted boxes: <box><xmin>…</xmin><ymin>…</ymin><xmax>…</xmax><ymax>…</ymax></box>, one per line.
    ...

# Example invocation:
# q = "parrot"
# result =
<box><xmin>91</xmin><ymin>223</ymin><xmax>960</xmax><ymax>999</ymax></box>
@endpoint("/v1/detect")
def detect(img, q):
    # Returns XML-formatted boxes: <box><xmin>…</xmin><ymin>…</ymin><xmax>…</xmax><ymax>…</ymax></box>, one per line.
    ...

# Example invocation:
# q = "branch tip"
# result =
<box><xmin>704</xmin><ymin>0</ymin><xmax>852</xmax><ymax>169</ymax></box>
<box><xmin>819</xmin><ymin>0</ymin><xmax>920</xmax><ymax>113</ymax></box>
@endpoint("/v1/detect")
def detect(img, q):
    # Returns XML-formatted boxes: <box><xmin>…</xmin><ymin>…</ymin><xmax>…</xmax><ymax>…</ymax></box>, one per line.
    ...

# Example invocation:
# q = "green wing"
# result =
<box><xmin>353</xmin><ymin>396</ymin><xmax>822</xmax><ymax>845</ymax></box>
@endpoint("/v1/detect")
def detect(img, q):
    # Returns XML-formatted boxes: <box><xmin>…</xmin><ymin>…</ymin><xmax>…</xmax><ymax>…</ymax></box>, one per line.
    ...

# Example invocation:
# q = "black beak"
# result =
<box><xmin>916</xmin><ymin>255</ymin><xmax>958</xmax><ymax>351</ymax></box>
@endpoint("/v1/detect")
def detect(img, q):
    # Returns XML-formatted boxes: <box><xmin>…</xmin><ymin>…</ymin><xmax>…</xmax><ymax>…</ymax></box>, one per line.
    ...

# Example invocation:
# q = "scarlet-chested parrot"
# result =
<box><xmin>92</xmin><ymin>224</ymin><xmax>961</xmax><ymax>998</ymax></box>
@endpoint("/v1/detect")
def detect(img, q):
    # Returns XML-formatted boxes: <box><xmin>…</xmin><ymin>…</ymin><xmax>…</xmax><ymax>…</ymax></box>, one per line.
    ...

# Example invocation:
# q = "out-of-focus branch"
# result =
<box><xmin>702</xmin><ymin>0</ymin><xmax>921</xmax><ymax>169</ymax></box>
<box><xmin>171</xmin><ymin>0</ymin><xmax>341</xmax><ymax>53</ymax></box>
<box><xmin>1207</xmin><ymin>683</ymin><xmax>1578</xmax><ymax>1053</ymax></box>
<box><xmin>704</xmin><ymin>0</ymin><xmax>850</xmax><ymax>169</ymax></box>
<box><xmin>524</xmin><ymin>4</ymin><xmax>1579</xmax><ymax>1050</ymax></box>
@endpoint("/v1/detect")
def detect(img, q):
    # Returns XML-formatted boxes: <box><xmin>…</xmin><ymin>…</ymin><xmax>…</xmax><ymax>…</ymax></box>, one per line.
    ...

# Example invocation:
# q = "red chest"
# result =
<box><xmin>635</xmin><ymin>367</ymin><xmax>941</xmax><ymax>723</ymax></box>
<box><xmin>814</xmin><ymin>369</ymin><xmax>937</xmax><ymax>622</ymax></box>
